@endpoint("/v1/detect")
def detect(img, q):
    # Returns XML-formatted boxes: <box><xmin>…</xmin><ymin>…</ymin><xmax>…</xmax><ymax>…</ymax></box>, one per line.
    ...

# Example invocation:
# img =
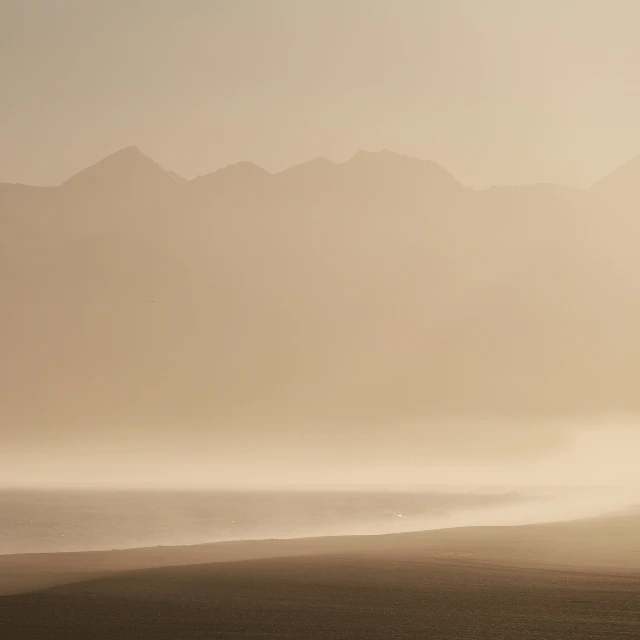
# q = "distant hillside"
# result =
<box><xmin>2</xmin><ymin>148</ymin><xmax>640</xmax><ymax>457</ymax></box>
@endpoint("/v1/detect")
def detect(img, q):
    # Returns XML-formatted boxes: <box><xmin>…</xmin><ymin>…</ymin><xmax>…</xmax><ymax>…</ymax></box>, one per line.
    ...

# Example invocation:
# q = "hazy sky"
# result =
<box><xmin>4</xmin><ymin>1</ymin><xmax>640</xmax><ymax>490</ymax></box>
<box><xmin>2</xmin><ymin>0</ymin><xmax>640</xmax><ymax>188</ymax></box>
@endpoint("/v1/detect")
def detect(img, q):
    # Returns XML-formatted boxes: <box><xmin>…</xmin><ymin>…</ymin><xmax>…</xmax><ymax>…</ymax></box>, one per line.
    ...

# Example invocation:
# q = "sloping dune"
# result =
<box><xmin>1</xmin><ymin>513</ymin><xmax>639</xmax><ymax>639</ymax></box>
<box><xmin>2</xmin><ymin>555</ymin><xmax>639</xmax><ymax>640</ymax></box>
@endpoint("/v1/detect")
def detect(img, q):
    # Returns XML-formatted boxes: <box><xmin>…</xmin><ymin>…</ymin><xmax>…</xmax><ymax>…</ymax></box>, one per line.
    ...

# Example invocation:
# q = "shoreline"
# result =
<box><xmin>2</xmin><ymin>519</ymin><xmax>640</xmax><ymax>640</ymax></box>
<box><xmin>2</xmin><ymin>511</ymin><xmax>640</xmax><ymax>597</ymax></box>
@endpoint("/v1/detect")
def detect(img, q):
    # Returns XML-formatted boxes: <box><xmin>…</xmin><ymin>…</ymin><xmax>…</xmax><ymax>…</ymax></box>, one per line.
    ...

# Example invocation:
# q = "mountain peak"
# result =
<box><xmin>343</xmin><ymin>149</ymin><xmax>462</xmax><ymax>190</ymax></box>
<box><xmin>292</xmin><ymin>156</ymin><xmax>337</xmax><ymax>170</ymax></box>
<box><xmin>349</xmin><ymin>148</ymin><xmax>401</xmax><ymax>162</ymax></box>
<box><xmin>192</xmin><ymin>161</ymin><xmax>270</xmax><ymax>190</ymax></box>
<box><xmin>62</xmin><ymin>146</ymin><xmax>178</xmax><ymax>191</ymax></box>
<box><xmin>215</xmin><ymin>160</ymin><xmax>269</xmax><ymax>176</ymax></box>
<box><xmin>277</xmin><ymin>156</ymin><xmax>337</xmax><ymax>179</ymax></box>
<box><xmin>110</xmin><ymin>145</ymin><xmax>145</xmax><ymax>159</ymax></box>
<box><xmin>592</xmin><ymin>155</ymin><xmax>640</xmax><ymax>194</ymax></box>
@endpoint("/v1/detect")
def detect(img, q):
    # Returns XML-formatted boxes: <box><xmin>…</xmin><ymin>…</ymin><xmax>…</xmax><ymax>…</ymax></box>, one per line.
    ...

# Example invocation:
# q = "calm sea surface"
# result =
<box><xmin>0</xmin><ymin>488</ymin><xmax>525</xmax><ymax>554</ymax></box>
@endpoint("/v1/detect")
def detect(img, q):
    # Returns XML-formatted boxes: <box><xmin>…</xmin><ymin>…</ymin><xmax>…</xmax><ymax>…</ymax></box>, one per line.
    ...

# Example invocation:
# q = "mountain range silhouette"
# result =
<box><xmin>2</xmin><ymin>147</ymin><xmax>640</xmax><ymax>456</ymax></box>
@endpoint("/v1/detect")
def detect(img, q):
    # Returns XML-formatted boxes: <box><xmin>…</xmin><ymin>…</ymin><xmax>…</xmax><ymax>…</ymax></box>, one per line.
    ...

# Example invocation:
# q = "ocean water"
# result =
<box><xmin>2</xmin><ymin>486</ymin><xmax>637</xmax><ymax>556</ymax></box>
<box><xmin>0</xmin><ymin>488</ymin><xmax>526</xmax><ymax>555</ymax></box>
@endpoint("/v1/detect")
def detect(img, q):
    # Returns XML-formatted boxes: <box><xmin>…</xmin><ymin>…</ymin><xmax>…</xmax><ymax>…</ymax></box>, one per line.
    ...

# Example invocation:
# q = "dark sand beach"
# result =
<box><xmin>2</xmin><ymin>513</ymin><xmax>639</xmax><ymax>639</ymax></box>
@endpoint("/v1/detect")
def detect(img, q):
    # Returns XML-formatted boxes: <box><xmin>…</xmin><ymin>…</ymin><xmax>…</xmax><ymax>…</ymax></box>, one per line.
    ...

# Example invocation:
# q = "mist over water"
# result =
<box><xmin>2</xmin><ymin>485</ymin><xmax>638</xmax><ymax>556</ymax></box>
<box><xmin>363</xmin><ymin>486</ymin><xmax>640</xmax><ymax>535</ymax></box>
<box><xmin>2</xmin><ymin>425</ymin><xmax>638</xmax><ymax>556</ymax></box>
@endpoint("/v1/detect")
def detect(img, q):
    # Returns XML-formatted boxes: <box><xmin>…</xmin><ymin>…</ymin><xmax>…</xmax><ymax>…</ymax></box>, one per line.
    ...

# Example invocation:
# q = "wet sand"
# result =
<box><xmin>1</xmin><ymin>514</ymin><xmax>639</xmax><ymax>639</ymax></box>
